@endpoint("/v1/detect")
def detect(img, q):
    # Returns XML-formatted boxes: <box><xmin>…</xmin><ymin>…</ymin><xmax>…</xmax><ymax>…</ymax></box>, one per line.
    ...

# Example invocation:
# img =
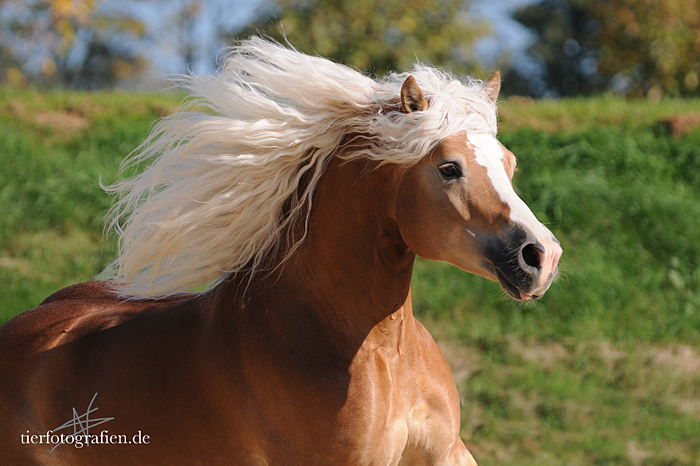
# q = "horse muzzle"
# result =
<box><xmin>483</xmin><ymin>226</ymin><xmax>562</xmax><ymax>301</ymax></box>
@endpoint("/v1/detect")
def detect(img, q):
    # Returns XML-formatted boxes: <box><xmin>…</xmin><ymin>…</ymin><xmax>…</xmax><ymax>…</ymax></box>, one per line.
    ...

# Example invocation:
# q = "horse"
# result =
<box><xmin>0</xmin><ymin>38</ymin><xmax>561</xmax><ymax>466</ymax></box>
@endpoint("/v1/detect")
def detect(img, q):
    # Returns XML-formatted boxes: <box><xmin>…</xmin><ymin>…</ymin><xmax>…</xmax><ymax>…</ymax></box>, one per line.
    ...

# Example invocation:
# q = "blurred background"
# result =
<box><xmin>1</xmin><ymin>1</ymin><xmax>700</xmax><ymax>465</ymax></box>
<box><xmin>2</xmin><ymin>0</ymin><xmax>700</xmax><ymax>98</ymax></box>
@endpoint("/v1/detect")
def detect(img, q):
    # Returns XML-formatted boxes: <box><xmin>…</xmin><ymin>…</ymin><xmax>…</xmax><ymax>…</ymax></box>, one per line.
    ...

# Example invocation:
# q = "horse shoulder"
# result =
<box><xmin>395</xmin><ymin>318</ymin><xmax>467</xmax><ymax>465</ymax></box>
<box><xmin>411</xmin><ymin>317</ymin><xmax>456</xmax><ymax>379</ymax></box>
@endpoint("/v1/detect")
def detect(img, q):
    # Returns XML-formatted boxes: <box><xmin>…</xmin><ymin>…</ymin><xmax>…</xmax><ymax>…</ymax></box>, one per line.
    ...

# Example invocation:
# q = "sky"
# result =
<box><xmin>0</xmin><ymin>0</ymin><xmax>542</xmax><ymax>87</ymax></box>
<box><xmin>108</xmin><ymin>0</ymin><xmax>267</xmax><ymax>77</ymax></box>
<box><xmin>104</xmin><ymin>0</ymin><xmax>541</xmax><ymax>79</ymax></box>
<box><xmin>471</xmin><ymin>0</ymin><xmax>539</xmax><ymax>66</ymax></box>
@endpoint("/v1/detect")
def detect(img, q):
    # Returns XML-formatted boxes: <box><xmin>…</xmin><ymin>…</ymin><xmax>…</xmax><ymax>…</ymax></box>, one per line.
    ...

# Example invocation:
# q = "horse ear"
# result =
<box><xmin>401</xmin><ymin>76</ymin><xmax>429</xmax><ymax>113</ymax></box>
<box><xmin>484</xmin><ymin>71</ymin><xmax>501</xmax><ymax>103</ymax></box>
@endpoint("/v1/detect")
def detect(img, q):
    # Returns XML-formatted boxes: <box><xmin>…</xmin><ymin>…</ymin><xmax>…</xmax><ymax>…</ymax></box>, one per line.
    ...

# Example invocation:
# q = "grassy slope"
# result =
<box><xmin>0</xmin><ymin>87</ymin><xmax>181</xmax><ymax>316</ymax></box>
<box><xmin>1</xmin><ymin>88</ymin><xmax>699</xmax><ymax>465</ymax></box>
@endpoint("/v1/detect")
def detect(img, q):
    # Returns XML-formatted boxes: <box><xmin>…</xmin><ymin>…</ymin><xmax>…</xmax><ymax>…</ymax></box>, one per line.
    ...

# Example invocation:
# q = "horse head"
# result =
<box><xmin>396</xmin><ymin>74</ymin><xmax>562</xmax><ymax>301</ymax></box>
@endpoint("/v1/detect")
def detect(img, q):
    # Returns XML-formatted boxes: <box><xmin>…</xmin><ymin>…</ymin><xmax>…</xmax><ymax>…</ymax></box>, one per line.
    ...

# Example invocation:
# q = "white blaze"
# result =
<box><xmin>467</xmin><ymin>132</ymin><xmax>562</xmax><ymax>294</ymax></box>
<box><xmin>466</xmin><ymin>133</ymin><xmax>543</xmax><ymax>234</ymax></box>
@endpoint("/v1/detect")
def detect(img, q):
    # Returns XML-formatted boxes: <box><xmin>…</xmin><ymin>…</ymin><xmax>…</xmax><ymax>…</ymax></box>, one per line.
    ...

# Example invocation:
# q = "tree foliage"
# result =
<box><xmin>511</xmin><ymin>0</ymin><xmax>700</xmax><ymax>97</ymax></box>
<box><xmin>238</xmin><ymin>0</ymin><xmax>489</xmax><ymax>76</ymax></box>
<box><xmin>0</xmin><ymin>0</ymin><xmax>147</xmax><ymax>89</ymax></box>
<box><xmin>508</xmin><ymin>0</ymin><xmax>600</xmax><ymax>97</ymax></box>
<box><xmin>590</xmin><ymin>0</ymin><xmax>700</xmax><ymax>97</ymax></box>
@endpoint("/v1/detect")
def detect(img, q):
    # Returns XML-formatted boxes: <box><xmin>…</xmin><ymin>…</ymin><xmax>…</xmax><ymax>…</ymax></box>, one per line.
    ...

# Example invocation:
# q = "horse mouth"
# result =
<box><xmin>494</xmin><ymin>268</ymin><xmax>538</xmax><ymax>302</ymax></box>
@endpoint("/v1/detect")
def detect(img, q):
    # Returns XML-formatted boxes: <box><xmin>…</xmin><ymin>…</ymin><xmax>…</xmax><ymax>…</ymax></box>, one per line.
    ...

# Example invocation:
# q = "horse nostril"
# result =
<box><xmin>520</xmin><ymin>243</ymin><xmax>542</xmax><ymax>271</ymax></box>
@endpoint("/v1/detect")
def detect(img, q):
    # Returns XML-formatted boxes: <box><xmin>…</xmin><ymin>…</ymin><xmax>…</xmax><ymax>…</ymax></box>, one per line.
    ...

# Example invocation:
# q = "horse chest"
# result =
<box><xmin>326</xmin><ymin>342</ymin><xmax>459</xmax><ymax>465</ymax></box>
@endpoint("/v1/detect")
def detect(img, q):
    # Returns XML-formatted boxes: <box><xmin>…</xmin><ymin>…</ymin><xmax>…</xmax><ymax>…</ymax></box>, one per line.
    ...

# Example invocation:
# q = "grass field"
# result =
<box><xmin>1</xmin><ymin>87</ymin><xmax>699</xmax><ymax>465</ymax></box>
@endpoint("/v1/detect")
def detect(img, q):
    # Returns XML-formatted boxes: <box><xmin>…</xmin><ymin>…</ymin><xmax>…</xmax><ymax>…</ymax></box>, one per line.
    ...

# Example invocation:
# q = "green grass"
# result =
<box><xmin>0</xmin><ymin>87</ymin><xmax>182</xmax><ymax>317</ymax></box>
<box><xmin>413</xmin><ymin>126</ymin><xmax>700</xmax><ymax>344</ymax></box>
<box><xmin>1</xmin><ymin>88</ymin><xmax>699</xmax><ymax>465</ymax></box>
<box><xmin>410</xmin><ymin>98</ymin><xmax>700</xmax><ymax>465</ymax></box>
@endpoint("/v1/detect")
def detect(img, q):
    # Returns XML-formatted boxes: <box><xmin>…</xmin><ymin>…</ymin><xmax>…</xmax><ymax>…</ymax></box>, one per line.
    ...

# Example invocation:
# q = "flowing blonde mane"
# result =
<box><xmin>102</xmin><ymin>37</ymin><xmax>498</xmax><ymax>296</ymax></box>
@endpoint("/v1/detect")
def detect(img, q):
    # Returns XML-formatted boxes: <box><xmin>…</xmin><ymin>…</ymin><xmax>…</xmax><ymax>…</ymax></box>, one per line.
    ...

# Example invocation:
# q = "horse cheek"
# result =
<box><xmin>396</xmin><ymin>174</ymin><xmax>454</xmax><ymax>262</ymax></box>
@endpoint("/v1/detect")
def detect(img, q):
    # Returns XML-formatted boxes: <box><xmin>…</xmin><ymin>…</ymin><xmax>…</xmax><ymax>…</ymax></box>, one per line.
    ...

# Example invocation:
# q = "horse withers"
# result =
<box><xmin>0</xmin><ymin>38</ymin><xmax>561</xmax><ymax>465</ymax></box>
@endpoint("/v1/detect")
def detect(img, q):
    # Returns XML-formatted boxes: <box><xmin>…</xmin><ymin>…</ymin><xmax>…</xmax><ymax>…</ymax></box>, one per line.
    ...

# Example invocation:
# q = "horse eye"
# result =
<box><xmin>438</xmin><ymin>163</ymin><xmax>462</xmax><ymax>180</ymax></box>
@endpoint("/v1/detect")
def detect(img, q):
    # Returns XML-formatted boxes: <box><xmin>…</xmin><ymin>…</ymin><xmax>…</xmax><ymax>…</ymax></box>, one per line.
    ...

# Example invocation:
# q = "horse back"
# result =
<box><xmin>40</xmin><ymin>281</ymin><xmax>197</xmax><ymax>306</ymax></box>
<box><xmin>0</xmin><ymin>282</ymin><xmax>210</xmax><ymax>465</ymax></box>
<box><xmin>1</xmin><ymin>281</ymin><xmax>197</xmax><ymax>354</ymax></box>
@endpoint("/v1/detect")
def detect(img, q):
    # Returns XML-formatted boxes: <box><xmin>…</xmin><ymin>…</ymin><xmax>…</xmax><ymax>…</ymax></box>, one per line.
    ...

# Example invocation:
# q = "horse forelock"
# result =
<box><xmin>101</xmin><ymin>37</ymin><xmax>498</xmax><ymax>297</ymax></box>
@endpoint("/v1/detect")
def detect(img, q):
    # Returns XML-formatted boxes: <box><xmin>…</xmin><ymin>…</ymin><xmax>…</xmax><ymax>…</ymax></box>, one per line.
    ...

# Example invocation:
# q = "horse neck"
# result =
<box><xmin>221</xmin><ymin>155</ymin><xmax>417</xmax><ymax>359</ymax></box>
<box><xmin>297</xmin><ymin>155</ymin><xmax>416</xmax><ymax>313</ymax></box>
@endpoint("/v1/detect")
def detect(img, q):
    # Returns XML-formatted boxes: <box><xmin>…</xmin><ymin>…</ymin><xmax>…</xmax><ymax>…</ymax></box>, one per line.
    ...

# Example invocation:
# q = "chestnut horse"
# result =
<box><xmin>0</xmin><ymin>39</ymin><xmax>561</xmax><ymax>466</ymax></box>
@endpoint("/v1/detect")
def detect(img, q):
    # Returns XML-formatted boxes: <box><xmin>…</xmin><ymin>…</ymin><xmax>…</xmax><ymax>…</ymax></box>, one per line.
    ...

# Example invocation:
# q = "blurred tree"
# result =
<box><xmin>149</xmin><ymin>0</ymin><xmax>262</xmax><ymax>75</ymax></box>
<box><xmin>510</xmin><ymin>0</ymin><xmax>700</xmax><ymax>97</ymax></box>
<box><xmin>235</xmin><ymin>0</ymin><xmax>489</xmax><ymax>76</ymax></box>
<box><xmin>507</xmin><ymin>0</ymin><xmax>601</xmax><ymax>97</ymax></box>
<box><xmin>159</xmin><ymin>0</ymin><xmax>203</xmax><ymax>74</ymax></box>
<box><xmin>0</xmin><ymin>0</ymin><xmax>147</xmax><ymax>89</ymax></box>
<box><xmin>589</xmin><ymin>0</ymin><xmax>700</xmax><ymax>98</ymax></box>
<box><xmin>175</xmin><ymin>0</ymin><xmax>201</xmax><ymax>73</ymax></box>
